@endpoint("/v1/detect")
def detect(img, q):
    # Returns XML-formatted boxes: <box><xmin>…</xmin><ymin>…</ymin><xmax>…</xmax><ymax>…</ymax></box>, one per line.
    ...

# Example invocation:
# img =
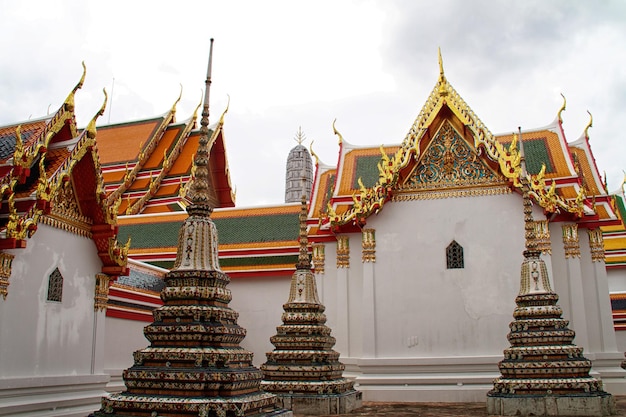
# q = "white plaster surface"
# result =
<box><xmin>0</xmin><ymin>224</ymin><xmax>109</xmax><ymax>415</ymax></box>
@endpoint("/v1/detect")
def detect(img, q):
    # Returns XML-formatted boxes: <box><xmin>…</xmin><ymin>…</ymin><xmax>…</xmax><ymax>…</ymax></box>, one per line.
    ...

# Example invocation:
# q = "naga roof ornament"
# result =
<box><xmin>557</xmin><ymin>93</ymin><xmax>566</xmax><ymax>124</ymax></box>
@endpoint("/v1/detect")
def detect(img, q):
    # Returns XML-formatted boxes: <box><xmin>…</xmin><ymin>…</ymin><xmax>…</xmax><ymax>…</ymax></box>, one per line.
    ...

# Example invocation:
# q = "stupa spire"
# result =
<box><xmin>186</xmin><ymin>37</ymin><xmax>214</xmax><ymax>216</ymax></box>
<box><xmin>95</xmin><ymin>39</ymin><xmax>290</xmax><ymax>417</ymax></box>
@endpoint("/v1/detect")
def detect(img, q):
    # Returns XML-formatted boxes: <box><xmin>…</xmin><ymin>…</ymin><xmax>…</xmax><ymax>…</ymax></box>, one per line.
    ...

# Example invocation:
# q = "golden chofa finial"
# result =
<box><xmin>218</xmin><ymin>94</ymin><xmax>230</xmax><ymax>125</ymax></box>
<box><xmin>310</xmin><ymin>140</ymin><xmax>320</xmax><ymax>166</ymax></box>
<box><xmin>86</xmin><ymin>88</ymin><xmax>108</xmax><ymax>139</ymax></box>
<box><xmin>64</xmin><ymin>61</ymin><xmax>87</xmax><ymax>112</ymax></box>
<box><xmin>332</xmin><ymin>119</ymin><xmax>343</xmax><ymax>146</ymax></box>
<box><xmin>584</xmin><ymin>110</ymin><xmax>593</xmax><ymax>139</ymax></box>
<box><xmin>170</xmin><ymin>83</ymin><xmax>183</xmax><ymax>116</ymax></box>
<box><xmin>294</xmin><ymin>126</ymin><xmax>306</xmax><ymax>145</ymax></box>
<box><xmin>557</xmin><ymin>93</ymin><xmax>566</xmax><ymax>124</ymax></box>
<box><xmin>437</xmin><ymin>47</ymin><xmax>448</xmax><ymax>97</ymax></box>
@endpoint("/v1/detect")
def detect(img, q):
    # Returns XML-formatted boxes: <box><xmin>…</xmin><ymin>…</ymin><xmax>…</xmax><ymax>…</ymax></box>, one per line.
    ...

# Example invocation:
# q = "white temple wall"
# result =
<box><xmin>346</xmin><ymin>239</ymin><xmax>364</xmax><ymax>359</ymax></box>
<box><xmin>607</xmin><ymin>268</ymin><xmax>626</xmax><ymax>293</ymax></box>
<box><xmin>0</xmin><ymin>224</ymin><xmax>101</xmax><ymax>377</ymax></box>
<box><xmin>104</xmin><ymin>316</ymin><xmax>148</xmax><ymax>392</ymax></box>
<box><xmin>229</xmin><ymin>275</ymin><xmax>292</xmax><ymax>368</ymax></box>
<box><xmin>579</xmin><ymin>230</ymin><xmax>604</xmax><ymax>353</ymax></box>
<box><xmin>549</xmin><ymin>222</ymin><xmax>573</xmax><ymax>324</ymax></box>
<box><xmin>0</xmin><ymin>224</ymin><xmax>109</xmax><ymax>416</ymax></box>
<box><xmin>362</xmin><ymin>194</ymin><xmax>526</xmax><ymax>359</ymax></box>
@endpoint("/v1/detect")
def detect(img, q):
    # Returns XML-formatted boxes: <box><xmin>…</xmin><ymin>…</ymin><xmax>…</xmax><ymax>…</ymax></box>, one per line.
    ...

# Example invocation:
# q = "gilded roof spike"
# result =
<box><xmin>557</xmin><ymin>93</ymin><xmax>566</xmax><ymax>123</ymax></box>
<box><xmin>584</xmin><ymin>110</ymin><xmax>593</xmax><ymax>139</ymax></box>
<box><xmin>86</xmin><ymin>88</ymin><xmax>108</xmax><ymax>139</ymax></box>
<box><xmin>218</xmin><ymin>94</ymin><xmax>230</xmax><ymax>126</ymax></box>
<box><xmin>438</xmin><ymin>47</ymin><xmax>445</xmax><ymax>81</ymax></box>
<box><xmin>437</xmin><ymin>47</ymin><xmax>448</xmax><ymax>97</ymax></box>
<box><xmin>64</xmin><ymin>61</ymin><xmax>87</xmax><ymax>112</ymax></box>
<box><xmin>332</xmin><ymin>119</ymin><xmax>343</xmax><ymax>146</ymax></box>
<box><xmin>170</xmin><ymin>83</ymin><xmax>183</xmax><ymax>116</ymax></box>
<box><xmin>191</xmin><ymin>91</ymin><xmax>203</xmax><ymax>125</ymax></box>
<box><xmin>13</xmin><ymin>125</ymin><xmax>24</xmax><ymax>163</ymax></box>
<box><xmin>309</xmin><ymin>140</ymin><xmax>320</xmax><ymax>166</ymax></box>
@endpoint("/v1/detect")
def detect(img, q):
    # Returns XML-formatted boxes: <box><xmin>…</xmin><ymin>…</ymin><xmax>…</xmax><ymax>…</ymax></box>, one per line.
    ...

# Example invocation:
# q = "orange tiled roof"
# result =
<box><xmin>97</xmin><ymin>118</ymin><xmax>164</xmax><ymax>165</ymax></box>
<box><xmin>143</xmin><ymin>125</ymin><xmax>184</xmax><ymax>170</ymax></box>
<box><xmin>0</xmin><ymin>119</ymin><xmax>50</xmax><ymax>164</ymax></box>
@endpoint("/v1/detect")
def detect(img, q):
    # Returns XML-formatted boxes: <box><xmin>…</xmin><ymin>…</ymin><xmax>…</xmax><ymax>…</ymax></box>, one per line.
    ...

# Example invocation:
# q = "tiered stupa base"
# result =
<box><xmin>487</xmin><ymin>289</ymin><xmax>616</xmax><ymax>416</ymax></box>
<box><xmin>273</xmin><ymin>390</ymin><xmax>362</xmax><ymax>416</ymax></box>
<box><xmin>260</xmin><ymin>300</ymin><xmax>362</xmax><ymax>415</ymax></box>
<box><xmin>487</xmin><ymin>393</ymin><xmax>615</xmax><ymax>417</ymax></box>
<box><xmin>98</xmin><ymin>392</ymin><xmax>291</xmax><ymax>417</ymax></box>
<box><xmin>260</xmin><ymin>200</ymin><xmax>362</xmax><ymax>415</ymax></box>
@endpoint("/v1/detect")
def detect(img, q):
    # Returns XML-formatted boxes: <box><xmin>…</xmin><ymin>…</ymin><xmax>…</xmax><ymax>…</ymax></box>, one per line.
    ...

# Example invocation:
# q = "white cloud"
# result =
<box><xmin>0</xmin><ymin>0</ymin><xmax>625</xmax><ymax>205</ymax></box>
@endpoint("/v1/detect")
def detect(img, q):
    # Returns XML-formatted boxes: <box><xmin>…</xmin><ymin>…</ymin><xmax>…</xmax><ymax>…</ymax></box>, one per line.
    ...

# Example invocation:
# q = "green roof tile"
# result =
<box><xmin>118</xmin><ymin>212</ymin><xmax>300</xmax><ymax>249</ymax></box>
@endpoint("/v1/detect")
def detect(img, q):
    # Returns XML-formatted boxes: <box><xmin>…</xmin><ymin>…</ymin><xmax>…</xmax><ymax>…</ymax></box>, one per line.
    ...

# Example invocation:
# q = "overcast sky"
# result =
<box><xmin>1</xmin><ymin>1</ymin><xmax>625</xmax><ymax>206</ymax></box>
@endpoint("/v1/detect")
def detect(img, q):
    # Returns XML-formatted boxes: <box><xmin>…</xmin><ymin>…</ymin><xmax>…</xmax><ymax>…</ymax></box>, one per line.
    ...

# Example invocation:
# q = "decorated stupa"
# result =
<box><xmin>284</xmin><ymin>128</ymin><xmax>313</xmax><ymax>204</ymax></box>
<box><xmin>95</xmin><ymin>40</ymin><xmax>291</xmax><ymax>417</ymax></box>
<box><xmin>486</xmin><ymin>134</ymin><xmax>615</xmax><ymax>416</ymax></box>
<box><xmin>260</xmin><ymin>195</ymin><xmax>362</xmax><ymax>414</ymax></box>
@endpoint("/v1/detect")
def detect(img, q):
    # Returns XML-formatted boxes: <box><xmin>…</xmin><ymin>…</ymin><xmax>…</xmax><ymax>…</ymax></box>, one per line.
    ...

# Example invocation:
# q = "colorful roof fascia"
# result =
<box><xmin>603</xmin><ymin>185</ymin><xmax>626</xmax><ymax>268</ymax></box>
<box><xmin>0</xmin><ymin>66</ymin><xmax>128</xmax><ymax>276</ymax></box>
<box><xmin>319</xmin><ymin>52</ymin><xmax>608</xmax><ymax>231</ymax></box>
<box><xmin>306</xmin><ymin>141</ymin><xmax>337</xmax><ymax>239</ymax></box>
<box><xmin>106</xmin><ymin>259</ymin><xmax>166</xmax><ymax>322</ymax></box>
<box><xmin>610</xmin><ymin>292</ymin><xmax>626</xmax><ymax>330</ymax></box>
<box><xmin>566</xmin><ymin>113</ymin><xmax>618</xmax><ymax>228</ymax></box>
<box><xmin>99</xmin><ymin>101</ymin><xmax>234</xmax><ymax>216</ymax></box>
<box><xmin>101</xmin><ymin>94</ymin><xmax>182</xmax><ymax>207</ymax></box>
<box><xmin>116</xmin><ymin>203</ymin><xmax>301</xmax><ymax>278</ymax></box>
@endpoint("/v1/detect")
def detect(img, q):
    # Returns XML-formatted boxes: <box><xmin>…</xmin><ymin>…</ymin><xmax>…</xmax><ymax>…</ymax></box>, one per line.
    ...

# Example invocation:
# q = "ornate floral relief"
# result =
<box><xmin>94</xmin><ymin>273</ymin><xmax>110</xmax><ymax>311</ymax></box>
<box><xmin>362</xmin><ymin>229</ymin><xmax>376</xmax><ymax>263</ymax></box>
<box><xmin>399</xmin><ymin>121</ymin><xmax>508</xmax><ymax>196</ymax></box>
<box><xmin>312</xmin><ymin>244</ymin><xmax>325</xmax><ymax>274</ymax></box>
<box><xmin>0</xmin><ymin>252</ymin><xmax>15</xmax><ymax>299</ymax></box>
<box><xmin>336</xmin><ymin>236</ymin><xmax>350</xmax><ymax>268</ymax></box>
<box><xmin>587</xmin><ymin>229</ymin><xmax>605</xmax><ymax>263</ymax></box>
<box><xmin>42</xmin><ymin>180</ymin><xmax>93</xmax><ymax>237</ymax></box>
<box><xmin>533</xmin><ymin>220</ymin><xmax>552</xmax><ymax>255</ymax></box>
<box><xmin>562</xmin><ymin>224</ymin><xmax>581</xmax><ymax>259</ymax></box>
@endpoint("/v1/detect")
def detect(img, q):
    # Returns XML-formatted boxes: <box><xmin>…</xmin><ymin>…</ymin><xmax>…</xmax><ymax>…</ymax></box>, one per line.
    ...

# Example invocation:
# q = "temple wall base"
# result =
<box><xmin>275</xmin><ymin>391</ymin><xmax>362</xmax><ymax>415</ymax></box>
<box><xmin>486</xmin><ymin>393</ymin><xmax>616</xmax><ymax>416</ymax></box>
<box><xmin>587</xmin><ymin>353</ymin><xmax>626</xmax><ymax>395</ymax></box>
<box><xmin>344</xmin><ymin>355</ymin><xmax>499</xmax><ymax>402</ymax></box>
<box><xmin>0</xmin><ymin>374</ymin><xmax>109</xmax><ymax>417</ymax></box>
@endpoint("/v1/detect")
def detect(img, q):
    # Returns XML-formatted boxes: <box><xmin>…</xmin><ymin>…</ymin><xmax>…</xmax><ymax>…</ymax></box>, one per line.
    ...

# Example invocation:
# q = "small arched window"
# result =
<box><xmin>446</xmin><ymin>240</ymin><xmax>464</xmax><ymax>269</ymax></box>
<box><xmin>46</xmin><ymin>267</ymin><xmax>64</xmax><ymax>302</ymax></box>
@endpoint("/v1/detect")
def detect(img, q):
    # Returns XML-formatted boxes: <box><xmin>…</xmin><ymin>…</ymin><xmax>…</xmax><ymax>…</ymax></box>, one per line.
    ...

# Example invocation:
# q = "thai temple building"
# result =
<box><xmin>2</xmin><ymin>46</ymin><xmax>626</xmax><ymax>415</ymax></box>
<box><xmin>0</xmin><ymin>67</ymin><xmax>130</xmax><ymax>416</ymax></box>
<box><xmin>260</xmin><ymin>196</ymin><xmax>361</xmax><ymax>414</ymax></box>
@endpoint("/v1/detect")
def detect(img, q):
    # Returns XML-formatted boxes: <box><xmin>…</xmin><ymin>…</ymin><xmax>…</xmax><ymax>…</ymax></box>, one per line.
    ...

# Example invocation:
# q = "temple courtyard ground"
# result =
<box><xmin>298</xmin><ymin>396</ymin><xmax>626</xmax><ymax>417</ymax></box>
